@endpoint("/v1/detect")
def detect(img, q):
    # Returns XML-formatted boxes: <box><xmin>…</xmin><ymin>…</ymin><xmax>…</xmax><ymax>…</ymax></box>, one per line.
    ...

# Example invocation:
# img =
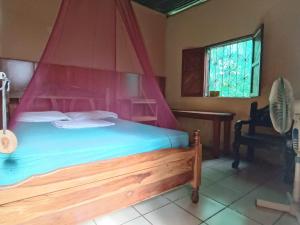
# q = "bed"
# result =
<box><xmin>0</xmin><ymin>99</ymin><xmax>202</xmax><ymax>225</ymax></box>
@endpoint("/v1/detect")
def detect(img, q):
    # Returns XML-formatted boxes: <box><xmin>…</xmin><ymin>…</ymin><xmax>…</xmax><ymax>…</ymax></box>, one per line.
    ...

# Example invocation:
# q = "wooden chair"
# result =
<box><xmin>232</xmin><ymin>102</ymin><xmax>295</xmax><ymax>183</ymax></box>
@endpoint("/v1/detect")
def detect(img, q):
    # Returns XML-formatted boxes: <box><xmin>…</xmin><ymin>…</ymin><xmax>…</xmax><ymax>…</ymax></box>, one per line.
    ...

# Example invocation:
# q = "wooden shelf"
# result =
<box><xmin>130</xmin><ymin>98</ymin><xmax>158</xmax><ymax>124</ymax></box>
<box><xmin>131</xmin><ymin>116</ymin><xmax>158</xmax><ymax>122</ymax></box>
<box><xmin>130</xmin><ymin>98</ymin><xmax>157</xmax><ymax>104</ymax></box>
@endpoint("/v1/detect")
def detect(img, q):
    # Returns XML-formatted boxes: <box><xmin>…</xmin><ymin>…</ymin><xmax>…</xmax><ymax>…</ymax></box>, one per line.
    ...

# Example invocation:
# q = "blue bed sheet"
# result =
<box><xmin>0</xmin><ymin>118</ymin><xmax>189</xmax><ymax>186</ymax></box>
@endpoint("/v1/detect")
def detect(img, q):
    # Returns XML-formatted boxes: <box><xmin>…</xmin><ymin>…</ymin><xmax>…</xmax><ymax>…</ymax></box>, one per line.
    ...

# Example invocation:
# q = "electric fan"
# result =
<box><xmin>0</xmin><ymin>72</ymin><xmax>17</xmax><ymax>154</ymax></box>
<box><xmin>256</xmin><ymin>77</ymin><xmax>300</xmax><ymax>223</ymax></box>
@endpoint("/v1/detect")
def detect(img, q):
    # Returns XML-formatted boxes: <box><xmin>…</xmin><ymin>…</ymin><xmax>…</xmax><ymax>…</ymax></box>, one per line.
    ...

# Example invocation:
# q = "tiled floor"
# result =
<box><xmin>79</xmin><ymin>157</ymin><xmax>297</xmax><ymax>225</ymax></box>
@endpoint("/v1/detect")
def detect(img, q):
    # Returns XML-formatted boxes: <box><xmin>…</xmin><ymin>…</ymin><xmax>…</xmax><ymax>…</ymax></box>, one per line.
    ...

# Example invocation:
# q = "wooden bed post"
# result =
<box><xmin>191</xmin><ymin>129</ymin><xmax>201</xmax><ymax>203</ymax></box>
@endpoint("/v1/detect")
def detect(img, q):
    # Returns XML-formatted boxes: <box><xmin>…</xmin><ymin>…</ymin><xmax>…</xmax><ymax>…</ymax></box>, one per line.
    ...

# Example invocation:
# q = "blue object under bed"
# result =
<box><xmin>0</xmin><ymin>118</ymin><xmax>189</xmax><ymax>186</ymax></box>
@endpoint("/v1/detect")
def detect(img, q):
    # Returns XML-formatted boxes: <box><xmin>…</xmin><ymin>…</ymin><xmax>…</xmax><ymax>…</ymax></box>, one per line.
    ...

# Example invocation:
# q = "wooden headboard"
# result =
<box><xmin>8</xmin><ymin>88</ymin><xmax>110</xmax><ymax>118</ymax></box>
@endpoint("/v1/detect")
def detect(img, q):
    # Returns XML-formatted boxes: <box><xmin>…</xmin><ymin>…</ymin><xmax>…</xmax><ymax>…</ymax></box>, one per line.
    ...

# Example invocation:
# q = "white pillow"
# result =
<box><xmin>65</xmin><ymin>110</ymin><xmax>118</xmax><ymax>121</ymax></box>
<box><xmin>52</xmin><ymin>119</ymin><xmax>115</xmax><ymax>129</ymax></box>
<box><xmin>17</xmin><ymin>111</ymin><xmax>71</xmax><ymax>122</ymax></box>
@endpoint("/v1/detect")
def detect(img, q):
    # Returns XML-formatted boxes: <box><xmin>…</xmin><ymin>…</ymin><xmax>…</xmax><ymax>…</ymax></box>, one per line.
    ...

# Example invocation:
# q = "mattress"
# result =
<box><xmin>0</xmin><ymin>118</ymin><xmax>189</xmax><ymax>186</ymax></box>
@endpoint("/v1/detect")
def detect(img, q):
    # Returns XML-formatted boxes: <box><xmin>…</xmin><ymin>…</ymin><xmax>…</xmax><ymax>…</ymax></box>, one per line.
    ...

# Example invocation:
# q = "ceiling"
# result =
<box><xmin>133</xmin><ymin>0</ymin><xmax>208</xmax><ymax>16</ymax></box>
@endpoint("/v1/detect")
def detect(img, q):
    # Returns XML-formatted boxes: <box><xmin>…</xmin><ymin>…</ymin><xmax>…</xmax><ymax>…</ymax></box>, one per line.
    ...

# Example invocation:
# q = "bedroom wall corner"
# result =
<box><xmin>132</xmin><ymin>2</ymin><xmax>167</xmax><ymax>76</ymax></box>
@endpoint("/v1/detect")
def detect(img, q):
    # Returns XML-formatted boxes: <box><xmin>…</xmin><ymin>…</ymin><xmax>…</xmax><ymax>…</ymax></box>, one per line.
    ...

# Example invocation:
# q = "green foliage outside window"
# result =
<box><xmin>206</xmin><ymin>27</ymin><xmax>263</xmax><ymax>98</ymax></box>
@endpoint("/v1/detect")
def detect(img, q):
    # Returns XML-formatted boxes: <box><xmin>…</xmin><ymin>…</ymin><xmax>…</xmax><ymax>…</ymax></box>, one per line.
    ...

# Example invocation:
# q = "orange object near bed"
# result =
<box><xmin>0</xmin><ymin>130</ymin><xmax>17</xmax><ymax>154</ymax></box>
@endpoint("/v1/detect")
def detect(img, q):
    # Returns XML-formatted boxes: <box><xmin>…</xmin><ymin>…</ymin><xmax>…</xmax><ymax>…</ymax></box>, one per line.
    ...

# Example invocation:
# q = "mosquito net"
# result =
<box><xmin>10</xmin><ymin>0</ymin><xmax>177</xmax><ymax>129</ymax></box>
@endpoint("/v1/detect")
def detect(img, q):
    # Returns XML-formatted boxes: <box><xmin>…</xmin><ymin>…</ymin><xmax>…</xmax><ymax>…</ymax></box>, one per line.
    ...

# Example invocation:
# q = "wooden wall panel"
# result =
<box><xmin>181</xmin><ymin>48</ymin><xmax>205</xmax><ymax>97</ymax></box>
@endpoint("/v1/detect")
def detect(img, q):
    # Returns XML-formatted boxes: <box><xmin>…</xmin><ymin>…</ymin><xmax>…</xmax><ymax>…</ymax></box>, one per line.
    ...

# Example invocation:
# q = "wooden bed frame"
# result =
<box><xmin>2</xmin><ymin>93</ymin><xmax>202</xmax><ymax>224</ymax></box>
<box><xmin>0</xmin><ymin>130</ymin><xmax>202</xmax><ymax>225</ymax></box>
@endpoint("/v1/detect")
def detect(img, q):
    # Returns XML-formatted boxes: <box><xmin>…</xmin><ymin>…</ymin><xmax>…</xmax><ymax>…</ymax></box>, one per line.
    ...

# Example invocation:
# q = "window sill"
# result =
<box><xmin>203</xmin><ymin>95</ymin><xmax>259</xmax><ymax>99</ymax></box>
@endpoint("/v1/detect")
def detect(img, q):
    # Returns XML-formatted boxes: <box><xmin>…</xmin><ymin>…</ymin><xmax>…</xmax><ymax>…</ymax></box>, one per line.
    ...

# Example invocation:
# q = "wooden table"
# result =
<box><xmin>172</xmin><ymin>109</ymin><xmax>235</xmax><ymax>158</ymax></box>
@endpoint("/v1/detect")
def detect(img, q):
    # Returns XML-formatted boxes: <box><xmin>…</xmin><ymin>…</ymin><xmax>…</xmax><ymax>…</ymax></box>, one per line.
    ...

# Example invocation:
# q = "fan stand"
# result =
<box><xmin>260</xmin><ymin>77</ymin><xmax>300</xmax><ymax>222</ymax></box>
<box><xmin>256</xmin><ymin>155</ymin><xmax>300</xmax><ymax>224</ymax></box>
<box><xmin>0</xmin><ymin>72</ymin><xmax>17</xmax><ymax>154</ymax></box>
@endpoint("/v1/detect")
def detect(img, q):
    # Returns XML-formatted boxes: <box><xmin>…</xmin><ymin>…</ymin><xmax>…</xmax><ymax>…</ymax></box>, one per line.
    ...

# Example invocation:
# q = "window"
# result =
<box><xmin>205</xmin><ymin>26</ymin><xmax>263</xmax><ymax>98</ymax></box>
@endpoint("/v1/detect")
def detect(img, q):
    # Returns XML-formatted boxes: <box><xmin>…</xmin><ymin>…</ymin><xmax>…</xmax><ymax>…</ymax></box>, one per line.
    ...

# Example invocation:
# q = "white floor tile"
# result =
<box><xmin>163</xmin><ymin>185</ymin><xmax>192</xmax><ymax>201</ymax></box>
<box><xmin>246</xmin><ymin>161</ymin><xmax>281</xmax><ymax>173</ymax></box>
<box><xmin>253</xmin><ymin>183</ymin><xmax>289</xmax><ymax>204</ymax></box>
<box><xmin>230</xmin><ymin>185</ymin><xmax>284</xmax><ymax>225</ymax></box>
<box><xmin>144</xmin><ymin>203</ymin><xmax>201</xmax><ymax>225</ymax></box>
<box><xmin>208</xmin><ymin>158</ymin><xmax>245</xmax><ymax>174</ymax></box>
<box><xmin>201</xmin><ymin>177</ymin><xmax>215</xmax><ymax>187</ymax></box>
<box><xmin>219</xmin><ymin>174</ymin><xmax>259</xmax><ymax>195</ymax></box>
<box><xmin>237</xmin><ymin>170</ymin><xmax>270</xmax><ymax>185</ymax></box>
<box><xmin>78</xmin><ymin>220</ymin><xmax>96</xmax><ymax>225</ymax></box>
<box><xmin>238</xmin><ymin>164</ymin><xmax>280</xmax><ymax>185</ymax></box>
<box><xmin>199</xmin><ymin>182</ymin><xmax>243</xmax><ymax>205</ymax></box>
<box><xmin>175</xmin><ymin>195</ymin><xmax>225</xmax><ymax>220</ymax></box>
<box><xmin>274</xmin><ymin>213</ymin><xmax>298</xmax><ymax>225</ymax></box>
<box><xmin>206</xmin><ymin>208</ymin><xmax>260</xmax><ymax>225</ymax></box>
<box><xmin>94</xmin><ymin>207</ymin><xmax>140</xmax><ymax>225</ymax></box>
<box><xmin>202</xmin><ymin>159</ymin><xmax>227</xmax><ymax>168</ymax></box>
<box><xmin>123</xmin><ymin>217</ymin><xmax>152</xmax><ymax>225</ymax></box>
<box><xmin>264</xmin><ymin>176</ymin><xmax>293</xmax><ymax>193</ymax></box>
<box><xmin>134</xmin><ymin>196</ymin><xmax>170</xmax><ymax>214</ymax></box>
<box><xmin>202</xmin><ymin>167</ymin><xmax>229</xmax><ymax>182</ymax></box>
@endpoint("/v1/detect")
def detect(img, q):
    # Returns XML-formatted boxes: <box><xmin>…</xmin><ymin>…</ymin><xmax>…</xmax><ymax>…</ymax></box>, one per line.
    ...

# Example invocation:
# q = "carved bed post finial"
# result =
<box><xmin>193</xmin><ymin>129</ymin><xmax>201</xmax><ymax>148</ymax></box>
<box><xmin>192</xmin><ymin>129</ymin><xmax>201</xmax><ymax>203</ymax></box>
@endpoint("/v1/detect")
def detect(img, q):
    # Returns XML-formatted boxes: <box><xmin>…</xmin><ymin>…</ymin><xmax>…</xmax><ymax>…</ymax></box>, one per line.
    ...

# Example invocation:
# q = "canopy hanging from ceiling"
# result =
<box><xmin>10</xmin><ymin>0</ymin><xmax>177</xmax><ymax>129</ymax></box>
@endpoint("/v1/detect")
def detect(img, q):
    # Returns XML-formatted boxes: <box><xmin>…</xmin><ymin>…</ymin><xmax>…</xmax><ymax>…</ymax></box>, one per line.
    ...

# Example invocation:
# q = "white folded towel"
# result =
<box><xmin>52</xmin><ymin>119</ymin><xmax>115</xmax><ymax>129</ymax></box>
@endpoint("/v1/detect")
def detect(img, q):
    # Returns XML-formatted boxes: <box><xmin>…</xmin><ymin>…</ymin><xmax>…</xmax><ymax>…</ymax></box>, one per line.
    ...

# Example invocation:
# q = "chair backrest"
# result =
<box><xmin>248</xmin><ymin>102</ymin><xmax>273</xmax><ymax>134</ymax></box>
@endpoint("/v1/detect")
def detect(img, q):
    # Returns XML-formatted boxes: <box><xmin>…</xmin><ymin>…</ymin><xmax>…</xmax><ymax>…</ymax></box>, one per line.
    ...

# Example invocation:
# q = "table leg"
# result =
<box><xmin>224</xmin><ymin>120</ymin><xmax>231</xmax><ymax>155</ymax></box>
<box><xmin>213</xmin><ymin>119</ymin><xmax>221</xmax><ymax>158</ymax></box>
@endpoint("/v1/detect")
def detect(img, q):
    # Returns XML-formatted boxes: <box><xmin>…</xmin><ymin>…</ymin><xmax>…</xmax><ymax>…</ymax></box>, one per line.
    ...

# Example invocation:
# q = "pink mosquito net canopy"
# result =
<box><xmin>10</xmin><ymin>0</ymin><xmax>177</xmax><ymax>129</ymax></box>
